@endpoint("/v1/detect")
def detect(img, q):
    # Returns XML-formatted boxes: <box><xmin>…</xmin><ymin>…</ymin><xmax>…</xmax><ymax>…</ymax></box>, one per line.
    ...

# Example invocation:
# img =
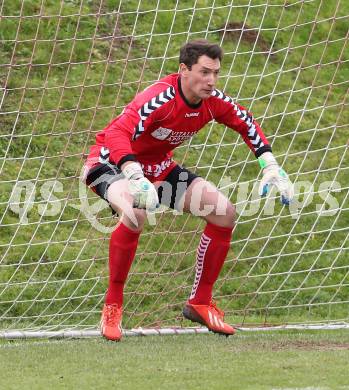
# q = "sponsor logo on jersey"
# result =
<box><xmin>151</xmin><ymin>127</ymin><xmax>197</xmax><ymax>145</ymax></box>
<box><xmin>185</xmin><ymin>112</ymin><xmax>200</xmax><ymax>118</ymax></box>
<box><xmin>141</xmin><ymin>157</ymin><xmax>173</xmax><ymax>178</ymax></box>
<box><xmin>151</xmin><ymin>127</ymin><xmax>172</xmax><ymax>140</ymax></box>
<box><xmin>151</xmin><ymin>127</ymin><xmax>196</xmax><ymax>145</ymax></box>
<box><xmin>168</xmin><ymin>131</ymin><xmax>196</xmax><ymax>144</ymax></box>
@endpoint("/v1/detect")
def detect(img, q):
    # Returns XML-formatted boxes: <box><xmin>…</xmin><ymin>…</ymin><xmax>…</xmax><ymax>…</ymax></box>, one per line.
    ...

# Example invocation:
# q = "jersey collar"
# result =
<box><xmin>177</xmin><ymin>77</ymin><xmax>202</xmax><ymax>109</ymax></box>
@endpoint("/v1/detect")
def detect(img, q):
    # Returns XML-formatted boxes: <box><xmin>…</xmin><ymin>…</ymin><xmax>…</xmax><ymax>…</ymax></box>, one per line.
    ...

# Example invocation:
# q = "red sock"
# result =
<box><xmin>105</xmin><ymin>223</ymin><xmax>140</xmax><ymax>306</ymax></box>
<box><xmin>189</xmin><ymin>222</ymin><xmax>233</xmax><ymax>305</ymax></box>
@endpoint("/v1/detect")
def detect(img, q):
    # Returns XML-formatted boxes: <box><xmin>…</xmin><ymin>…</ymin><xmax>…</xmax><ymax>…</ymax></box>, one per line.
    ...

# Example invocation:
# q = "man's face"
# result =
<box><xmin>180</xmin><ymin>55</ymin><xmax>220</xmax><ymax>103</ymax></box>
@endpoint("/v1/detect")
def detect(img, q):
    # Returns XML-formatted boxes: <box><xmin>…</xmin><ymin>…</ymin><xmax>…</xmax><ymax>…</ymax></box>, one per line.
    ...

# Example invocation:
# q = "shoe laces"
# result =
<box><xmin>104</xmin><ymin>304</ymin><xmax>122</xmax><ymax>326</ymax></box>
<box><xmin>209</xmin><ymin>300</ymin><xmax>225</xmax><ymax>319</ymax></box>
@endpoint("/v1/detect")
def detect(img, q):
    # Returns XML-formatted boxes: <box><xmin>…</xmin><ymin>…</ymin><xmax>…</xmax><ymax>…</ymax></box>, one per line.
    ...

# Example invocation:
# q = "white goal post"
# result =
<box><xmin>0</xmin><ymin>0</ymin><xmax>348</xmax><ymax>338</ymax></box>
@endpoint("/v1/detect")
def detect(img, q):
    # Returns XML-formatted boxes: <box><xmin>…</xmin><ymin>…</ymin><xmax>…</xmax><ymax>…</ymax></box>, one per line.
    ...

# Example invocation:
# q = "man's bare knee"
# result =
<box><xmin>203</xmin><ymin>202</ymin><xmax>236</xmax><ymax>229</ymax></box>
<box><xmin>223</xmin><ymin>202</ymin><xmax>236</xmax><ymax>228</ymax></box>
<box><xmin>121</xmin><ymin>208</ymin><xmax>146</xmax><ymax>232</ymax></box>
<box><xmin>107</xmin><ymin>180</ymin><xmax>133</xmax><ymax>210</ymax></box>
<box><xmin>106</xmin><ymin>180</ymin><xmax>148</xmax><ymax>231</ymax></box>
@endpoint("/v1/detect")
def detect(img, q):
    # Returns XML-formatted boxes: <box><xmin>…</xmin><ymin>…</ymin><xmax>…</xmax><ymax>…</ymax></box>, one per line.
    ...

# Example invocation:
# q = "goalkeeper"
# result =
<box><xmin>83</xmin><ymin>39</ymin><xmax>294</xmax><ymax>341</ymax></box>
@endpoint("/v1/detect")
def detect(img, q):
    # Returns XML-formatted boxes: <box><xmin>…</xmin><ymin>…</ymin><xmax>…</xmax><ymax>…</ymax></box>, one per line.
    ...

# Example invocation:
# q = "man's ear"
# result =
<box><xmin>179</xmin><ymin>63</ymin><xmax>190</xmax><ymax>77</ymax></box>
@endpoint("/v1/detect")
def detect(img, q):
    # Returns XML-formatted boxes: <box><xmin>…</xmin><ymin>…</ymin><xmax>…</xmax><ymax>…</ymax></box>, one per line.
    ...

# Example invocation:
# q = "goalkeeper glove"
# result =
<box><xmin>258</xmin><ymin>152</ymin><xmax>294</xmax><ymax>205</ymax></box>
<box><xmin>122</xmin><ymin>162</ymin><xmax>159</xmax><ymax>212</ymax></box>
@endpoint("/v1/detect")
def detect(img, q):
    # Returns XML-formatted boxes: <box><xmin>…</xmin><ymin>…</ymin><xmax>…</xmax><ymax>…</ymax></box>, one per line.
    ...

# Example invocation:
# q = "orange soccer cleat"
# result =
<box><xmin>100</xmin><ymin>303</ymin><xmax>123</xmax><ymax>341</ymax></box>
<box><xmin>183</xmin><ymin>301</ymin><xmax>236</xmax><ymax>336</ymax></box>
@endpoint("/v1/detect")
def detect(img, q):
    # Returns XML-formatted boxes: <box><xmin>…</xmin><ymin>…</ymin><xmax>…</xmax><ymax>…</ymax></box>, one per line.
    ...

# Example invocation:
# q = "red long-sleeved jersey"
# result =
<box><xmin>86</xmin><ymin>73</ymin><xmax>271</xmax><ymax>182</ymax></box>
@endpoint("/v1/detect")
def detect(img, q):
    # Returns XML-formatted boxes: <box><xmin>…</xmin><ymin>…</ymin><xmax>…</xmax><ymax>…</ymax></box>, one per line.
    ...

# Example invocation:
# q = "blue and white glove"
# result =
<box><xmin>122</xmin><ymin>162</ymin><xmax>159</xmax><ymax>212</ymax></box>
<box><xmin>258</xmin><ymin>152</ymin><xmax>294</xmax><ymax>205</ymax></box>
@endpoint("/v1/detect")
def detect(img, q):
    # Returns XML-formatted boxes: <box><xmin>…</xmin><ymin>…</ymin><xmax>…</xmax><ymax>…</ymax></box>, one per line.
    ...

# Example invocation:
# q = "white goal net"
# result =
<box><xmin>1</xmin><ymin>0</ymin><xmax>348</xmax><ymax>337</ymax></box>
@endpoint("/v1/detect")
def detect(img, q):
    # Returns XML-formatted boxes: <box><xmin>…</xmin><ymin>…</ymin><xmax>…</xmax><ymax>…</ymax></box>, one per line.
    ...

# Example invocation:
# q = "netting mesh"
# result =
<box><xmin>0</xmin><ymin>0</ymin><xmax>348</xmax><ymax>334</ymax></box>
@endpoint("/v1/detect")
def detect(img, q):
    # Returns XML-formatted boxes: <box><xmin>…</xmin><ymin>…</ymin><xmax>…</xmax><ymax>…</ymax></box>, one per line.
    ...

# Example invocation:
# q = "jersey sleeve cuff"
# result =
<box><xmin>117</xmin><ymin>154</ymin><xmax>138</xmax><ymax>169</ymax></box>
<box><xmin>255</xmin><ymin>144</ymin><xmax>272</xmax><ymax>158</ymax></box>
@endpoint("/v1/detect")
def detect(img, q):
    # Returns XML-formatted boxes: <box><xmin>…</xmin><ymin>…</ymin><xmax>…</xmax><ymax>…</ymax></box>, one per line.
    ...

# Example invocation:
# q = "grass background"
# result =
<box><xmin>1</xmin><ymin>330</ymin><xmax>349</xmax><ymax>389</ymax></box>
<box><xmin>0</xmin><ymin>0</ymin><xmax>348</xmax><ymax>332</ymax></box>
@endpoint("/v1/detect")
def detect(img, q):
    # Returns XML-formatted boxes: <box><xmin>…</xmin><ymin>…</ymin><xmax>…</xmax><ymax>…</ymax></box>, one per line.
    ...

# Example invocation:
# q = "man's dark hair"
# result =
<box><xmin>179</xmin><ymin>39</ymin><xmax>223</xmax><ymax>69</ymax></box>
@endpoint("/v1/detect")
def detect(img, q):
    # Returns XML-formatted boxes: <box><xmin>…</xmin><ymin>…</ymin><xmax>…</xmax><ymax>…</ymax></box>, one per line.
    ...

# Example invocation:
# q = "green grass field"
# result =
<box><xmin>1</xmin><ymin>330</ymin><xmax>349</xmax><ymax>390</ymax></box>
